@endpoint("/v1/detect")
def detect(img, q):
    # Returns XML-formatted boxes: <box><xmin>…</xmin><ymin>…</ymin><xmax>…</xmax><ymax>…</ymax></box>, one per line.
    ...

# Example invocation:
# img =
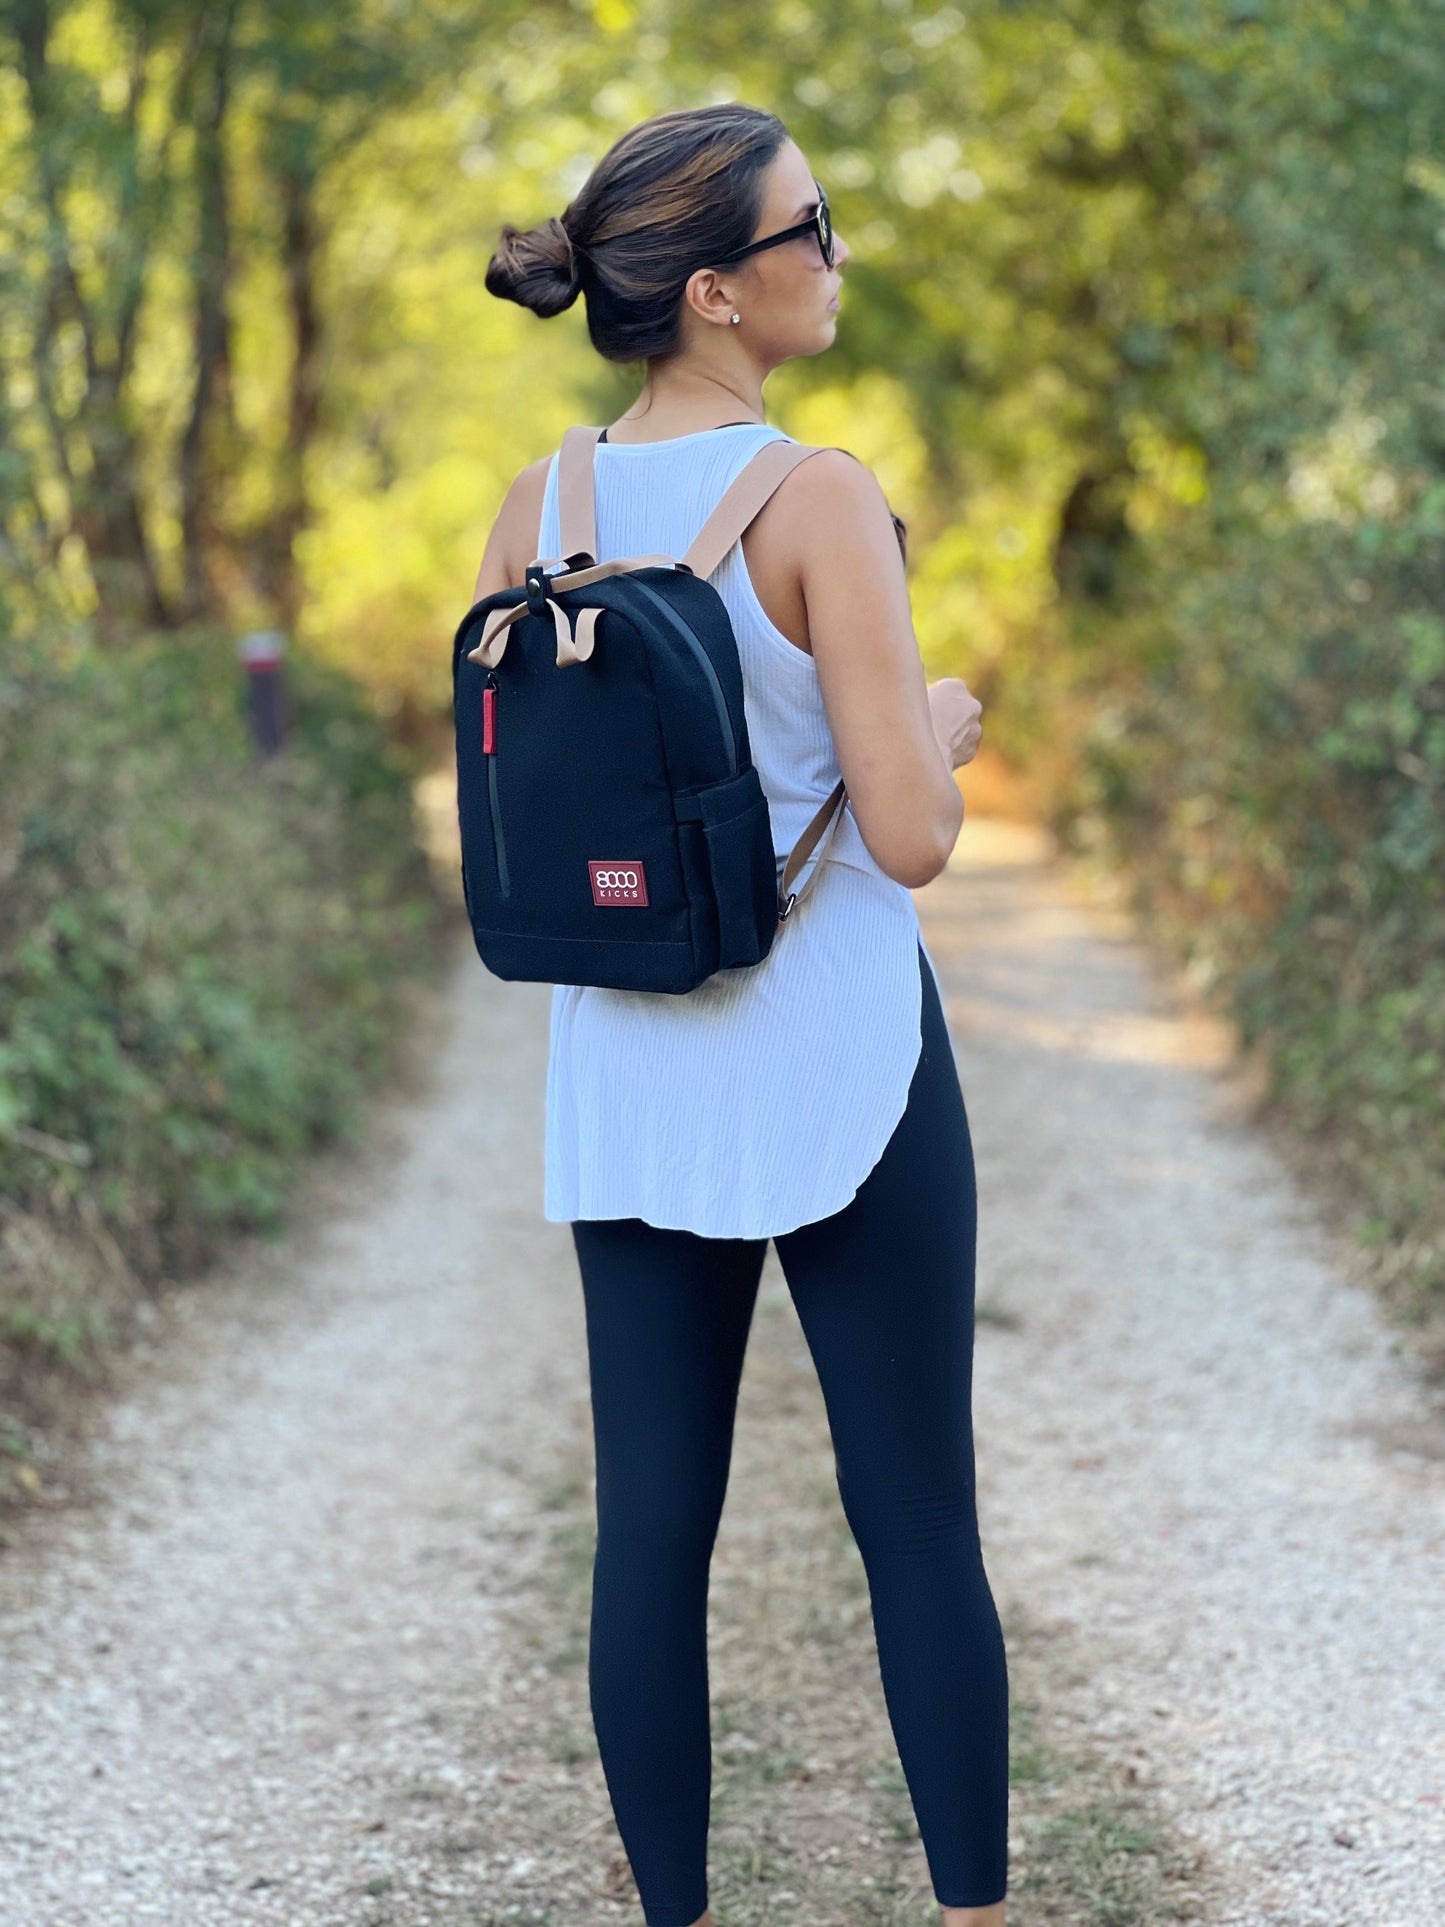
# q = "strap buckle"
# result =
<box><xmin>523</xmin><ymin>565</ymin><xmax>549</xmax><ymax>617</ymax></box>
<box><xmin>777</xmin><ymin>890</ymin><xmax>798</xmax><ymax>922</ymax></box>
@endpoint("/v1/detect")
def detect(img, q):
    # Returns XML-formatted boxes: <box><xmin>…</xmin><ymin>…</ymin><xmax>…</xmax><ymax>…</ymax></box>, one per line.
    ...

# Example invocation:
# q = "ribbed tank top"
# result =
<box><xmin>538</xmin><ymin>422</ymin><xmax>943</xmax><ymax>1238</ymax></box>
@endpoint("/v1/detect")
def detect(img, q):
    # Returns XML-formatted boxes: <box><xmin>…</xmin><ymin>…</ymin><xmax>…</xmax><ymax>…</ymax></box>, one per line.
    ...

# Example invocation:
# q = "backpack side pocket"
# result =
<box><xmin>686</xmin><ymin>766</ymin><xmax>779</xmax><ymax>970</ymax></box>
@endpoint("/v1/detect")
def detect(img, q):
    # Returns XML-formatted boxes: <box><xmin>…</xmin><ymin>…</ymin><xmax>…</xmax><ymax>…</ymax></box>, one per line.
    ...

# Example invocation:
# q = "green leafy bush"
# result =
<box><xmin>0</xmin><ymin>629</ymin><xmax>450</xmax><ymax>1310</ymax></box>
<box><xmin>1016</xmin><ymin>0</ymin><xmax>1445</xmax><ymax>1333</ymax></box>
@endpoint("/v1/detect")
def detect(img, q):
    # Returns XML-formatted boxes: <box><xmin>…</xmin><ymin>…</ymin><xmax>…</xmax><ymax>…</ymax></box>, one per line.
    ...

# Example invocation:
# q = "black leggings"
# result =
<box><xmin>570</xmin><ymin>941</ymin><xmax>1009</xmax><ymax>1924</ymax></box>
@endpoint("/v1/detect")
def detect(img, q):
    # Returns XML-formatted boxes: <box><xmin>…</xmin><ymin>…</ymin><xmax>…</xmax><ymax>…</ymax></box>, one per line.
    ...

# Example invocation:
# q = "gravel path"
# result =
<box><xmin>930</xmin><ymin>826</ymin><xmax>1445</xmax><ymax>1926</ymax></box>
<box><xmin>1</xmin><ymin>820</ymin><xmax>1442</xmax><ymax>1926</ymax></box>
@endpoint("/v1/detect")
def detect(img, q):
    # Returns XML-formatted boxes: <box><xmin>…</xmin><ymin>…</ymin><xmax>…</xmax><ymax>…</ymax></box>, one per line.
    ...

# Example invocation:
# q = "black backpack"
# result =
<box><xmin>452</xmin><ymin>425</ymin><xmax>849</xmax><ymax>994</ymax></box>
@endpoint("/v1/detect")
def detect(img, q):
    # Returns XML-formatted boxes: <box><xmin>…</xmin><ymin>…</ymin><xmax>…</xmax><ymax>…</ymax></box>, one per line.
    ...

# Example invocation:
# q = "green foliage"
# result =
<box><xmin>0</xmin><ymin>0</ymin><xmax>514</xmax><ymax>634</ymax></box>
<box><xmin>1</xmin><ymin>0</ymin><xmax>1440</xmax><ymax>1329</ymax></box>
<box><xmin>0</xmin><ymin>629</ymin><xmax>448</xmax><ymax>1285</ymax></box>
<box><xmin>3</xmin><ymin>1299</ymin><xmax>111</xmax><ymax>1365</ymax></box>
<box><xmin>1027</xmin><ymin>0</ymin><xmax>1445</xmax><ymax>1317</ymax></box>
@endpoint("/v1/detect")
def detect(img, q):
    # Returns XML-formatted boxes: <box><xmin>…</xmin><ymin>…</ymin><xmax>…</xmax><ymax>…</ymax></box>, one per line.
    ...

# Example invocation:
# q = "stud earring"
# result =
<box><xmin>730</xmin><ymin>312</ymin><xmax>740</xmax><ymax>324</ymax></box>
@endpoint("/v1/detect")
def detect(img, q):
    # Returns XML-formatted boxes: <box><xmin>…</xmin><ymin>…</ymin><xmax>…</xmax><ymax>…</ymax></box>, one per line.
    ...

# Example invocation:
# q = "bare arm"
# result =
<box><xmin>471</xmin><ymin>455</ymin><xmax>552</xmax><ymax>602</ymax></box>
<box><xmin>790</xmin><ymin>450</ymin><xmax>969</xmax><ymax>889</ymax></box>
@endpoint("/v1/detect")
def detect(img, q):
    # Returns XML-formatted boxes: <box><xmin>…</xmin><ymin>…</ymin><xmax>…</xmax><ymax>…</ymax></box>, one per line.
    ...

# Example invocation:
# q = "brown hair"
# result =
<box><xmin>485</xmin><ymin>103</ymin><xmax>790</xmax><ymax>363</ymax></box>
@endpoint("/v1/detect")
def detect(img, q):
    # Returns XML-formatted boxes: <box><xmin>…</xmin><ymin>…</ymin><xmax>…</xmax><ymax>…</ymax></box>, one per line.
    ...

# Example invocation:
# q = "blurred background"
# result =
<box><xmin>3</xmin><ymin>0</ymin><xmax>1443</xmax><ymax>1463</ymax></box>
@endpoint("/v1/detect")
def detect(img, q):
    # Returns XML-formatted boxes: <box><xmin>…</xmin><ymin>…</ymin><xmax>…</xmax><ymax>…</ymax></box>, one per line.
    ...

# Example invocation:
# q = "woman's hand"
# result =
<box><xmin>926</xmin><ymin>677</ymin><xmax>983</xmax><ymax>772</ymax></box>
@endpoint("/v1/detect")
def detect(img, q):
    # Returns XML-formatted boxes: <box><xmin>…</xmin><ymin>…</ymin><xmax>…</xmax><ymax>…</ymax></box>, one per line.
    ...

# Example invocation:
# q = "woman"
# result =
<box><xmin>473</xmin><ymin>102</ymin><xmax>1007</xmax><ymax>1927</ymax></box>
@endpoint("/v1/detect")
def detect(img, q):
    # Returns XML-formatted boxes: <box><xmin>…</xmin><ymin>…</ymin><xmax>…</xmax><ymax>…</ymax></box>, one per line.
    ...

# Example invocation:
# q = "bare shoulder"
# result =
<box><xmin>500</xmin><ymin>453</ymin><xmax>553</xmax><ymax>570</ymax></box>
<box><xmin>759</xmin><ymin>443</ymin><xmax>904</xmax><ymax>581</ymax></box>
<box><xmin>739</xmin><ymin>443</ymin><xmax>908</xmax><ymax>657</ymax></box>
<box><xmin>782</xmin><ymin>442</ymin><xmax>880</xmax><ymax>494</ymax></box>
<box><xmin>761</xmin><ymin>444</ymin><xmax>897</xmax><ymax>549</ymax></box>
<box><xmin>473</xmin><ymin>452</ymin><xmax>554</xmax><ymax>601</ymax></box>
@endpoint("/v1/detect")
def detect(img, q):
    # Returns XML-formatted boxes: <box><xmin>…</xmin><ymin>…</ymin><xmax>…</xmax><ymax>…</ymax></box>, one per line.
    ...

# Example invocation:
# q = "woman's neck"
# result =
<box><xmin>611</xmin><ymin>374</ymin><xmax>766</xmax><ymax>441</ymax></box>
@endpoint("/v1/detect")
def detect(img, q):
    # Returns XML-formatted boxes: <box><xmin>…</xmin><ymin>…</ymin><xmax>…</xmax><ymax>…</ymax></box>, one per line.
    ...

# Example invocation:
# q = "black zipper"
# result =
<box><xmin>484</xmin><ymin>675</ymin><xmax>511</xmax><ymax>899</ymax></box>
<box><xmin>626</xmin><ymin>578</ymin><xmax>738</xmax><ymax>772</ymax></box>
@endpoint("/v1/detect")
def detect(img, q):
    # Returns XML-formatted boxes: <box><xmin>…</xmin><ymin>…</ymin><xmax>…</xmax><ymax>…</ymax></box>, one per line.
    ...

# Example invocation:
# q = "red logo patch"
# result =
<box><xmin>589</xmin><ymin>860</ymin><xmax>649</xmax><ymax>906</ymax></box>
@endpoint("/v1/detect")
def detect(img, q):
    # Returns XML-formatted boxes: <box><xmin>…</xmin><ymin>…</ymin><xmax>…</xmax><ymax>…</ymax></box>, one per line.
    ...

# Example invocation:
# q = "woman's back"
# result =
<box><xmin>540</xmin><ymin>422</ymin><xmax>899</xmax><ymax>880</ymax></box>
<box><xmin>536</xmin><ymin>422</ymin><xmax>942</xmax><ymax>1239</ymax></box>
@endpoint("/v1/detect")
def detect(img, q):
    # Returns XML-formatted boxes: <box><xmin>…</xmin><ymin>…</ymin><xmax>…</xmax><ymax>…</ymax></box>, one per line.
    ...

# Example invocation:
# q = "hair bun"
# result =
<box><xmin>485</xmin><ymin>213</ymin><xmax>583</xmax><ymax>318</ymax></box>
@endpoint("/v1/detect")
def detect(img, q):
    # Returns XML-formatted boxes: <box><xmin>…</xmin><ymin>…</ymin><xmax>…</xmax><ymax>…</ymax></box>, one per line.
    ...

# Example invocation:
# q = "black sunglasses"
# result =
<box><xmin>713</xmin><ymin>181</ymin><xmax>834</xmax><ymax>270</ymax></box>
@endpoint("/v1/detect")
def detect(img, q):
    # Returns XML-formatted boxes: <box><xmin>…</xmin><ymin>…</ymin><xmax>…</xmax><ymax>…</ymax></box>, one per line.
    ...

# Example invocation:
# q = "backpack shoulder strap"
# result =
<box><xmin>775</xmin><ymin>777</ymin><xmax>848</xmax><ymax>929</ymax></box>
<box><xmin>555</xmin><ymin>424</ymin><xmax>856</xmax><ymax>930</ymax></box>
<box><xmin>681</xmin><ymin>438</ymin><xmax>855</xmax><ymax>927</ymax></box>
<box><xmin>678</xmin><ymin>438</ymin><xmax>829</xmax><ymax>579</ymax></box>
<box><xmin>557</xmin><ymin>426</ymin><xmax>838</xmax><ymax>575</ymax></box>
<box><xmin>558</xmin><ymin>424</ymin><xmax>605</xmax><ymax>562</ymax></box>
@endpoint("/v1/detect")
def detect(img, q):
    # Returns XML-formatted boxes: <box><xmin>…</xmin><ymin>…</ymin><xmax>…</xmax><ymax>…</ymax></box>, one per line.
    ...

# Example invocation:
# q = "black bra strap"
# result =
<box><xmin>597</xmin><ymin>422</ymin><xmax>758</xmax><ymax>445</ymax></box>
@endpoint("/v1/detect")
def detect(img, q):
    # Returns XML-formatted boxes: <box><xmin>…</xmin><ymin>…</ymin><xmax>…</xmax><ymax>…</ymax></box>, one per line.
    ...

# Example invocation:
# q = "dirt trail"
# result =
<box><xmin>927</xmin><ymin>825</ymin><xmax>1445</xmax><ymax>1925</ymax></box>
<box><xmin>1</xmin><ymin>821</ymin><xmax>1442</xmax><ymax>1927</ymax></box>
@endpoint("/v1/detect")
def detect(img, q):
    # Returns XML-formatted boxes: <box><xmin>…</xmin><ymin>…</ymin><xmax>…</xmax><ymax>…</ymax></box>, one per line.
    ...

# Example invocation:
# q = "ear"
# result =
<box><xmin>682</xmin><ymin>264</ymin><xmax>743</xmax><ymax>329</ymax></box>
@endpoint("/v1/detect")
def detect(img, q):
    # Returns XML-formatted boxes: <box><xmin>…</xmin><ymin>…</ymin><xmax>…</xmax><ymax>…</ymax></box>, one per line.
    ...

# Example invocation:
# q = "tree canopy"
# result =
<box><xmin>3</xmin><ymin>0</ymin><xmax>1442</xmax><ymax>1312</ymax></box>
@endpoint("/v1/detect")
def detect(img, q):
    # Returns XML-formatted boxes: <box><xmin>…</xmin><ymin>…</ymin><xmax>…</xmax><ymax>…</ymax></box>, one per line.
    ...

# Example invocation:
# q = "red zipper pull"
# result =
<box><xmin>483</xmin><ymin>682</ymin><xmax>496</xmax><ymax>754</ymax></box>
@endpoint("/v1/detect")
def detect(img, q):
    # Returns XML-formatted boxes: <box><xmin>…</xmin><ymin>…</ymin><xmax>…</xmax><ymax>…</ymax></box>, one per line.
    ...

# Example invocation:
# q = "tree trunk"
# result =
<box><xmin>177</xmin><ymin>2</ymin><xmax>240</xmax><ymax>622</ymax></box>
<box><xmin>15</xmin><ymin>0</ymin><xmax>173</xmax><ymax>640</ymax></box>
<box><xmin>271</xmin><ymin>162</ymin><xmax>323</xmax><ymax>631</ymax></box>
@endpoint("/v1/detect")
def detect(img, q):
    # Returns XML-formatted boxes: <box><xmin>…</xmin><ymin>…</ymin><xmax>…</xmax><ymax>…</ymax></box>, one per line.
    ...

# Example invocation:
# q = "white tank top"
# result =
<box><xmin>537</xmin><ymin>422</ymin><xmax>941</xmax><ymax>1238</ymax></box>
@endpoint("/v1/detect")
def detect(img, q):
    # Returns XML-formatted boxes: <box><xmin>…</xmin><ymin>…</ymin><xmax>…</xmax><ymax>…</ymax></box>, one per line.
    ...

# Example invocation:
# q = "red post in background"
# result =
<box><xmin>238</xmin><ymin>631</ymin><xmax>288</xmax><ymax>755</ymax></box>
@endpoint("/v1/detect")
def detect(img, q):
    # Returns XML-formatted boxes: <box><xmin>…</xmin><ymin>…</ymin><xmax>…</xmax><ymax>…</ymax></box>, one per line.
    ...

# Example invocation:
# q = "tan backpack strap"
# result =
<box><xmin>552</xmin><ymin>424</ymin><xmax>850</xmax><ymax>928</ymax></box>
<box><xmin>675</xmin><ymin>437</ymin><xmax>850</xmax><ymax>927</ymax></box>
<box><xmin>560</xmin><ymin>427</ymin><xmax>833</xmax><ymax>579</ymax></box>
<box><xmin>558</xmin><ymin>424</ymin><xmax>604</xmax><ymax>561</ymax></box>
<box><xmin>777</xmin><ymin>778</ymin><xmax>848</xmax><ymax>928</ymax></box>
<box><xmin>680</xmin><ymin>439</ymin><xmax>829</xmax><ymax>580</ymax></box>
